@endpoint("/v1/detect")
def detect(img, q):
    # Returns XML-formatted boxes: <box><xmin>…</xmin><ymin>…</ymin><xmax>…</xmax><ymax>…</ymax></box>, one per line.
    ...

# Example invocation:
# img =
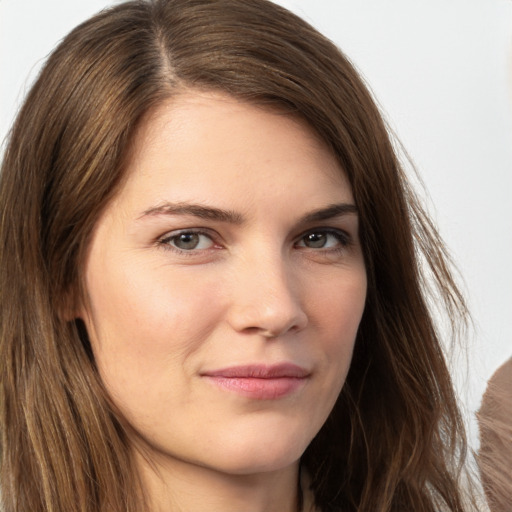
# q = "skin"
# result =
<box><xmin>81</xmin><ymin>91</ymin><xmax>367</xmax><ymax>512</ymax></box>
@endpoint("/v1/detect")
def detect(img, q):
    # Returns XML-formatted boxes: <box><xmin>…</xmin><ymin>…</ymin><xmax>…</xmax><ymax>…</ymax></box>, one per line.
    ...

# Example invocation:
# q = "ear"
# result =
<box><xmin>56</xmin><ymin>283</ymin><xmax>87</xmax><ymax>323</ymax></box>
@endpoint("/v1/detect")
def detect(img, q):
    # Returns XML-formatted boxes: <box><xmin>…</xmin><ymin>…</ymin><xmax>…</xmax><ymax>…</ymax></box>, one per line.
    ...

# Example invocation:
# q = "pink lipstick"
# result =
<box><xmin>202</xmin><ymin>363</ymin><xmax>309</xmax><ymax>400</ymax></box>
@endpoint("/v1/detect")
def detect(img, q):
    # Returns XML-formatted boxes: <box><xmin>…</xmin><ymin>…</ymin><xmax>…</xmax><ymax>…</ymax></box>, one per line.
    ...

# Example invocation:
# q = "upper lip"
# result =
<box><xmin>202</xmin><ymin>363</ymin><xmax>310</xmax><ymax>379</ymax></box>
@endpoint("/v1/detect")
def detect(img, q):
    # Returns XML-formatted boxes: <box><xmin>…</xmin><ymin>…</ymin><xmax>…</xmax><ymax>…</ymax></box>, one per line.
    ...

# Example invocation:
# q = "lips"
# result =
<box><xmin>201</xmin><ymin>363</ymin><xmax>310</xmax><ymax>400</ymax></box>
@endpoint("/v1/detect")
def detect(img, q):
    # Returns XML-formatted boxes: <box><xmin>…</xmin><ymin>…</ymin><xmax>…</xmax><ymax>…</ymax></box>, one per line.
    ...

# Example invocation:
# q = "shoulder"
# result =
<box><xmin>479</xmin><ymin>357</ymin><xmax>512</xmax><ymax>424</ymax></box>
<box><xmin>477</xmin><ymin>357</ymin><xmax>512</xmax><ymax>512</ymax></box>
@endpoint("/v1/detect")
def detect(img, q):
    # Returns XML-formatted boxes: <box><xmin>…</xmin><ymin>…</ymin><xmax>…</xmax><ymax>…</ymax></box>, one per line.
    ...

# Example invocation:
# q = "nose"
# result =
<box><xmin>226</xmin><ymin>254</ymin><xmax>308</xmax><ymax>338</ymax></box>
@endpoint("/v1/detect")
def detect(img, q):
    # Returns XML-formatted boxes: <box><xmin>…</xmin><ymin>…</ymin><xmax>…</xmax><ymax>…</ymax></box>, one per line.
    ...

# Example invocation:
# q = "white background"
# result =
<box><xmin>1</xmin><ymin>0</ymin><xmax>511</xmax><ymax>448</ymax></box>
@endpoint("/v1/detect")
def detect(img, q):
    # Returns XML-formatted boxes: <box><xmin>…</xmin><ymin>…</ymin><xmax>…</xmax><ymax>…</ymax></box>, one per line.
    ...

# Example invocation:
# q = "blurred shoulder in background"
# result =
<box><xmin>477</xmin><ymin>357</ymin><xmax>512</xmax><ymax>512</ymax></box>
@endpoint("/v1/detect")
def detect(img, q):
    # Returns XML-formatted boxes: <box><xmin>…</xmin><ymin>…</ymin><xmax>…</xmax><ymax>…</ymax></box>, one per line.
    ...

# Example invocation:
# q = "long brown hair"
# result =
<box><xmin>0</xmin><ymin>1</ymin><xmax>474</xmax><ymax>510</ymax></box>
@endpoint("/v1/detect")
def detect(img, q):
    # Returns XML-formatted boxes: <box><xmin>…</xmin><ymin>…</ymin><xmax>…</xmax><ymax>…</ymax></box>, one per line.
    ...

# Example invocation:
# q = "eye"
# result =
<box><xmin>160</xmin><ymin>231</ymin><xmax>215</xmax><ymax>251</ymax></box>
<box><xmin>296</xmin><ymin>229</ymin><xmax>349</xmax><ymax>249</ymax></box>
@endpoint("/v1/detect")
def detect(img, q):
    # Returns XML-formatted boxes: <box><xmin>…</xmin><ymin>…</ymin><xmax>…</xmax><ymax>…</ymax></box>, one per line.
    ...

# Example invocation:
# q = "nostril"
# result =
<box><xmin>228</xmin><ymin>303</ymin><xmax>308</xmax><ymax>339</ymax></box>
<box><xmin>242</xmin><ymin>326</ymin><xmax>267</xmax><ymax>335</ymax></box>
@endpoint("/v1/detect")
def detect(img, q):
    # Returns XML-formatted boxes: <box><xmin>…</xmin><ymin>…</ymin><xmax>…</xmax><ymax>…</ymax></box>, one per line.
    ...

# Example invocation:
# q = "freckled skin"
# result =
<box><xmin>81</xmin><ymin>91</ymin><xmax>367</xmax><ymax>511</ymax></box>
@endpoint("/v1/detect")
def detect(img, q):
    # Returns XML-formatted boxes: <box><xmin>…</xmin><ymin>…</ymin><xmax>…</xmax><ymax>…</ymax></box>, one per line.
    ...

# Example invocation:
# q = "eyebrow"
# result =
<box><xmin>139</xmin><ymin>202</ymin><xmax>245</xmax><ymax>223</ymax></box>
<box><xmin>138</xmin><ymin>201</ymin><xmax>357</xmax><ymax>224</ymax></box>
<box><xmin>298</xmin><ymin>203</ymin><xmax>358</xmax><ymax>224</ymax></box>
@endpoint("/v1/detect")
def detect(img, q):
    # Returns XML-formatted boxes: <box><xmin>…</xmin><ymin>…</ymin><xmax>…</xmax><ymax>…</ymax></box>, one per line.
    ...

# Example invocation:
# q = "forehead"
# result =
<box><xmin>116</xmin><ymin>90</ymin><xmax>352</xmax><ymax>214</ymax></box>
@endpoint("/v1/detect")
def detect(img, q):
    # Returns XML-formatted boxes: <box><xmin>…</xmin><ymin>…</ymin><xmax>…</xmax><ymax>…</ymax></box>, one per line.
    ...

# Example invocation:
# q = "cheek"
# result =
<box><xmin>83</xmin><ymin>258</ymin><xmax>226</xmax><ymax>394</ymax></box>
<box><xmin>309</xmin><ymin>269</ymin><xmax>367</xmax><ymax>387</ymax></box>
<box><xmin>313</xmin><ymin>268</ymin><xmax>367</xmax><ymax>342</ymax></box>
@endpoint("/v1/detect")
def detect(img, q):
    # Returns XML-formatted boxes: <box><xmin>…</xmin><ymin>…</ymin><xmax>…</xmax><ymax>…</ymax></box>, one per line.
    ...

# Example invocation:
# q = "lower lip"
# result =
<box><xmin>204</xmin><ymin>376</ymin><xmax>306</xmax><ymax>399</ymax></box>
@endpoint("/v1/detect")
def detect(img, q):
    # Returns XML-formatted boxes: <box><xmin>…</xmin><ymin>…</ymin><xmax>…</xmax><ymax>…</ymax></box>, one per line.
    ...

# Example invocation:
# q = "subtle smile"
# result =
<box><xmin>201</xmin><ymin>363</ymin><xmax>310</xmax><ymax>400</ymax></box>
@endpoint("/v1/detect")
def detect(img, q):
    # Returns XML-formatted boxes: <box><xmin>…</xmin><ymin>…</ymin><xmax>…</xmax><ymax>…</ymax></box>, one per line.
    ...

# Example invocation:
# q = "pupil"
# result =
<box><xmin>306</xmin><ymin>233</ymin><xmax>326</xmax><ymax>248</ymax></box>
<box><xmin>176</xmin><ymin>233</ymin><xmax>199</xmax><ymax>249</ymax></box>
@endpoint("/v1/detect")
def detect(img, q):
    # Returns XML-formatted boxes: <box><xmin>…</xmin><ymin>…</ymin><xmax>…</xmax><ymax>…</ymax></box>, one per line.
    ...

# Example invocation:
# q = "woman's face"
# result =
<box><xmin>81</xmin><ymin>91</ymin><xmax>367</xmax><ymax>476</ymax></box>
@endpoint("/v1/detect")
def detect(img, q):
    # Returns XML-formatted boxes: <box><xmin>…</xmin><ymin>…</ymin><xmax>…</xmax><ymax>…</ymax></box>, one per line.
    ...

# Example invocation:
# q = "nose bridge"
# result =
<box><xmin>227</xmin><ymin>247</ymin><xmax>307</xmax><ymax>337</ymax></box>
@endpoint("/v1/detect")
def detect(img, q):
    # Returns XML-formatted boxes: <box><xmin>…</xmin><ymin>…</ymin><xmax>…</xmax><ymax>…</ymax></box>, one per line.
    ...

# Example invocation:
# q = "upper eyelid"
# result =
<box><xmin>158</xmin><ymin>225</ymin><xmax>349</xmax><ymax>236</ymax></box>
<box><xmin>157</xmin><ymin>229</ymin><xmax>219</xmax><ymax>255</ymax></box>
<box><xmin>159</xmin><ymin>227</ymin><xmax>216</xmax><ymax>241</ymax></box>
<box><xmin>295</xmin><ymin>226</ymin><xmax>351</xmax><ymax>240</ymax></box>
<box><xmin>156</xmin><ymin>225</ymin><xmax>355</xmax><ymax>248</ymax></box>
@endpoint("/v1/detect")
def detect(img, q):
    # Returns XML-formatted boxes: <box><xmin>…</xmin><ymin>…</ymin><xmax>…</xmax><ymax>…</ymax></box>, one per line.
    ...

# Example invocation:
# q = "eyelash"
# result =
<box><xmin>158</xmin><ymin>229</ymin><xmax>218</xmax><ymax>255</ymax></box>
<box><xmin>157</xmin><ymin>228</ymin><xmax>352</xmax><ymax>255</ymax></box>
<box><xmin>295</xmin><ymin>229</ymin><xmax>351</xmax><ymax>251</ymax></box>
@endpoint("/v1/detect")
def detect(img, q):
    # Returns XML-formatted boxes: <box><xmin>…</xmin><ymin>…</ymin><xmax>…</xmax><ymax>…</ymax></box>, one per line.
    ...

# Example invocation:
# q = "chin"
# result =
<box><xmin>208</xmin><ymin>430</ymin><xmax>310</xmax><ymax>476</ymax></box>
<box><xmin>212</xmin><ymin>453</ymin><xmax>302</xmax><ymax>476</ymax></box>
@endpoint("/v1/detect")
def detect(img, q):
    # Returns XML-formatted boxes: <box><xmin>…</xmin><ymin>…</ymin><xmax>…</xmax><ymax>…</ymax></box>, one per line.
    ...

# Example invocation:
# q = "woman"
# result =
<box><xmin>0</xmin><ymin>0</ymin><xmax>476</xmax><ymax>511</ymax></box>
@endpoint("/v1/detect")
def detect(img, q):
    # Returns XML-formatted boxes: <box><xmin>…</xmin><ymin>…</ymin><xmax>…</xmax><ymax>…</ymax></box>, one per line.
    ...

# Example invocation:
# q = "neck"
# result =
<box><xmin>135</xmin><ymin>450</ymin><xmax>301</xmax><ymax>512</ymax></box>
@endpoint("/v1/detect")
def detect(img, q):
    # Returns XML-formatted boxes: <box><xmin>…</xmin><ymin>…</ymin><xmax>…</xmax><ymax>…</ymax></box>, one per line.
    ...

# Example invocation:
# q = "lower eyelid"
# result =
<box><xmin>158</xmin><ymin>230</ymin><xmax>216</xmax><ymax>250</ymax></box>
<box><xmin>296</xmin><ymin>230</ymin><xmax>351</xmax><ymax>248</ymax></box>
<box><xmin>156</xmin><ymin>228</ymin><xmax>353</xmax><ymax>253</ymax></box>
